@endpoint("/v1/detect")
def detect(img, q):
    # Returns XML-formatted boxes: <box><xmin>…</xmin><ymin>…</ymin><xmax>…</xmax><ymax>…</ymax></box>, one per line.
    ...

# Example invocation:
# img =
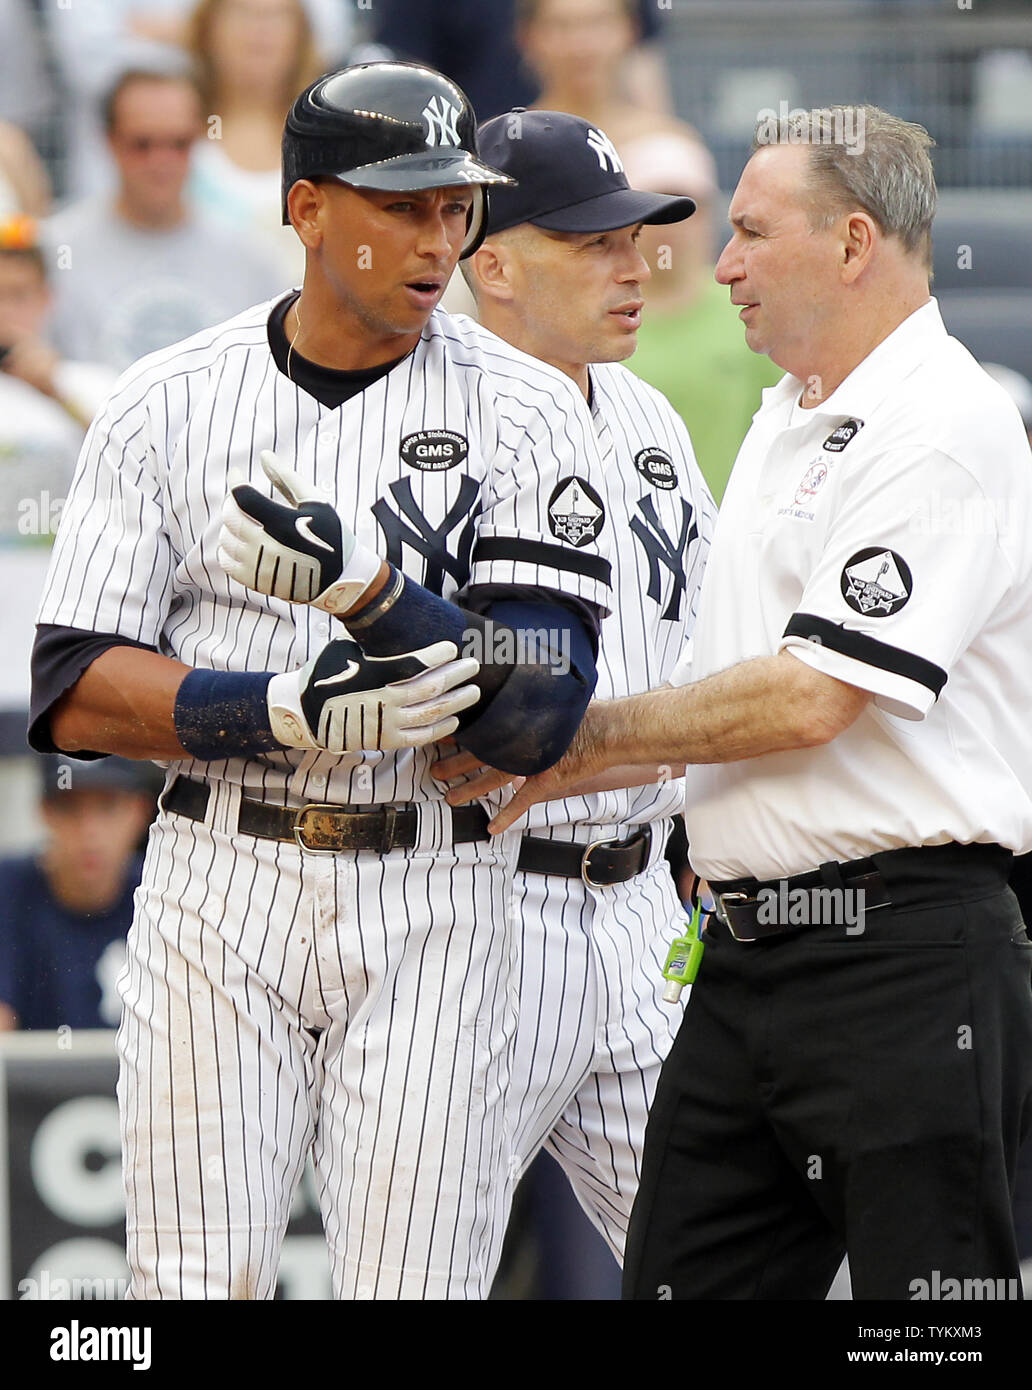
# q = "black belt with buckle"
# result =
<box><xmin>709</xmin><ymin>856</ymin><xmax>892</xmax><ymax>942</ymax></box>
<box><xmin>161</xmin><ymin>775</ymin><xmax>489</xmax><ymax>853</ymax></box>
<box><xmin>517</xmin><ymin>825</ymin><xmax>653</xmax><ymax>887</ymax></box>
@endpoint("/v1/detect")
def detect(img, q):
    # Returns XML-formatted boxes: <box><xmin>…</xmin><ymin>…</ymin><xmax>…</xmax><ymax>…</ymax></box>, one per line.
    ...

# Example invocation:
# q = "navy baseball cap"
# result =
<box><xmin>39</xmin><ymin>754</ymin><xmax>159</xmax><ymax>801</ymax></box>
<box><xmin>478</xmin><ymin>110</ymin><xmax>696</xmax><ymax>237</ymax></box>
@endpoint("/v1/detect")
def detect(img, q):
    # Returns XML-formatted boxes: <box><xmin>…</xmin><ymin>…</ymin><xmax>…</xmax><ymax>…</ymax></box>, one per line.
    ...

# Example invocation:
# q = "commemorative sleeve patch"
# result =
<box><xmin>840</xmin><ymin>547</ymin><xmax>912</xmax><ymax>616</ymax></box>
<box><xmin>548</xmin><ymin>477</ymin><xmax>606</xmax><ymax>547</ymax></box>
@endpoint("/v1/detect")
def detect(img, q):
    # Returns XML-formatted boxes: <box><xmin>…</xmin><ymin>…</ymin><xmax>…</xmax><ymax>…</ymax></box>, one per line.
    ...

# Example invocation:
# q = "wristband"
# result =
<box><xmin>345</xmin><ymin>565</ymin><xmax>406</xmax><ymax>631</ymax></box>
<box><xmin>173</xmin><ymin>669</ymin><xmax>281</xmax><ymax>760</ymax></box>
<box><xmin>343</xmin><ymin>564</ymin><xmax>471</xmax><ymax>655</ymax></box>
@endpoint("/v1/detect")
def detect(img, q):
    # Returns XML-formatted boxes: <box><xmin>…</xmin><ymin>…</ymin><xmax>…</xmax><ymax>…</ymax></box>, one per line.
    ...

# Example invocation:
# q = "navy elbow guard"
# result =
<box><xmin>455</xmin><ymin>599</ymin><xmax>597</xmax><ymax>776</ymax></box>
<box><xmin>343</xmin><ymin>572</ymin><xmax>597</xmax><ymax>774</ymax></box>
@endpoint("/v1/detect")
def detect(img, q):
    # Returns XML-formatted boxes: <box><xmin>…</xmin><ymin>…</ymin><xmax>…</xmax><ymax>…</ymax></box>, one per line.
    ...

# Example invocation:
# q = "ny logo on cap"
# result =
<box><xmin>586</xmin><ymin>128</ymin><xmax>624</xmax><ymax>173</ymax></box>
<box><xmin>423</xmin><ymin>96</ymin><xmax>462</xmax><ymax>147</ymax></box>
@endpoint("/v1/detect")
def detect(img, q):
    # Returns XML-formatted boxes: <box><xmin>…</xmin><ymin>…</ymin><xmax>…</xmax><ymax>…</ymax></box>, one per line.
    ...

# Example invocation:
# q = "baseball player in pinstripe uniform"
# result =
<box><xmin>28</xmin><ymin>64</ymin><xmax>614</xmax><ymax>1300</ymax></box>
<box><xmin>435</xmin><ymin>111</ymin><xmax>716</xmax><ymax>1258</ymax></box>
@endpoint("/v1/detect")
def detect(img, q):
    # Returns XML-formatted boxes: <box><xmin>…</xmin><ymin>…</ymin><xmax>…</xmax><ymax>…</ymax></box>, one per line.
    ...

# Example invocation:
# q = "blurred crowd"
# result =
<box><xmin>0</xmin><ymin>0</ymin><xmax>1030</xmax><ymax>1299</ymax></box>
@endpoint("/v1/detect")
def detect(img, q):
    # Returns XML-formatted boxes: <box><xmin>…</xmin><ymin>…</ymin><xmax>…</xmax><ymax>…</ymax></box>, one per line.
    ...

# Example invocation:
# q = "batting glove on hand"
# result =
<box><xmin>219</xmin><ymin>450</ymin><xmax>382</xmax><ymax>615</ymax></box>
<box><xmin>266</xmin><ymin>638</ymin><xmax>481</xmax><ymax>754</ymax></box>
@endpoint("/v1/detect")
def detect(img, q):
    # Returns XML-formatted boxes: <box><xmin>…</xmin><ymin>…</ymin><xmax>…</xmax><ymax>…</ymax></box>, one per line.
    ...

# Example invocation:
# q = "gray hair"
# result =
<box><xmin>752</xmin><ymin>104</ymin><xmax>936</xmax><ymax>268</ymax></box>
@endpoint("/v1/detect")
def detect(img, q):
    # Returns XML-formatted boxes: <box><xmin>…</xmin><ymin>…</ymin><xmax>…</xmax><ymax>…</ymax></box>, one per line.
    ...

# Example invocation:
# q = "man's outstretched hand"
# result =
<box><xmin>430</xmin><ymin>743</ymin><xmax>525</xmax><ymax>817</ymax></box>
<box><xmin>431</xmin><ymin>709</ymin><xmax>609</xmax><ymax>832</ymax></box>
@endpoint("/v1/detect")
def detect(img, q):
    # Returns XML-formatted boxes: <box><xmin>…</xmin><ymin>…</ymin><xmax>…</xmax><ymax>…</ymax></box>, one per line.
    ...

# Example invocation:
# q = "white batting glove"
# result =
<box><xmin>266</xmin><ymin>638</ymin><xmax>481</xmax><ymax>753</ymax></box>
<box><xmin>219</xmin><ymin>450</ymin><xmax>383</xmax><ymax>615</ymax></box>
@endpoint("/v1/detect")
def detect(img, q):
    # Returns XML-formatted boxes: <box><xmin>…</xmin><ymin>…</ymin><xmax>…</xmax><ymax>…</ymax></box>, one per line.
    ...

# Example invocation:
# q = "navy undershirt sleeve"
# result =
<box><xmin>29</xmin><ymin>624</ymin><xmax>157</xmax><ymax>757</ymax></box>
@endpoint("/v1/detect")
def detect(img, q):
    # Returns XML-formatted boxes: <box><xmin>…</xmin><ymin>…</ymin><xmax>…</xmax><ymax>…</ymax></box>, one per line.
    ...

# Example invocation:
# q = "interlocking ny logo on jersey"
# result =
<box><xmin>372</xmin><ymin>476</ymin><xmax>481</xmax><ymax>595</ymax></box>
<box><xmin>586</xmin><ymin>128</ymin><xmax>624</xmax><ymax>173</ymax></box>
<box><xmin>629</xmin><ymin>496</ymin><xmax>697</xmax><ymax>622</ymax></box>
<box><xmin>793</xmin><ymin>460</ymin><xmax>829</xmax><ymax>508</ymax></box>
<box><xmin>423</xmin><ymin>96</ymin><xmax>462</xmax><ymax>147</ymax></box>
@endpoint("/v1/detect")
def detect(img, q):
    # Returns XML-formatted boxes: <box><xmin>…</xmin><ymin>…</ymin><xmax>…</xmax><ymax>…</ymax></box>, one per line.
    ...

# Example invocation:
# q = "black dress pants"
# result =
<box><xmin>623</xmin><ymin>844</ymin><xmax>1032</xmax><ymax>1300</ymax></box>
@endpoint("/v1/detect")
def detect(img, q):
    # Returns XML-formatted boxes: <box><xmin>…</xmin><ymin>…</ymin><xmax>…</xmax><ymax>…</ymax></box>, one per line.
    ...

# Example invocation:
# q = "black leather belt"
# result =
<box><xmin>709</xmin><ymin>856</ymin><xmax>891</xmax><ymax>942</ymax></box>
<box><xmin>517</xmin><ymin>825</ymin><xmax>652</xmax><ymax>887</ymax></box>
<box><xmin>162</xmin><ymin>775</ymin><xmax>489</xmax><ymax>853</ymax></box>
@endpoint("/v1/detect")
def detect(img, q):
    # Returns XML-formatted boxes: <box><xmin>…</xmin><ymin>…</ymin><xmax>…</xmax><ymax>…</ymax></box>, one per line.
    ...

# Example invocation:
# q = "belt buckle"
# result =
<box><xmin>293</xmin><ymin>803</ymin><xmax>402</xmax><ymax>854</ymax></box>
<box><xmin>293</xmin><ymin>803</ymin><xmax>347</xmax><ymax>854</ymax></box>
<box><xmin>580</xmin><ymin>825</ymin><xmax>650</xmax><ymax>888</ymax></box>
<box><xmin>581</xmin><ymin>837</ymin><xmax>613</xmax><ymax>889</ymax></box>
<box><xmin>714</xmin><ymin>891</ymin><xmax>755</xmax><ymax>941</ymax></box>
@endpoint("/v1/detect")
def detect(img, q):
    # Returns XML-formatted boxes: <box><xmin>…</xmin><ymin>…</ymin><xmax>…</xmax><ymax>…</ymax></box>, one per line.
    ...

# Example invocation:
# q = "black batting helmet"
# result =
<box><xmin>281</xmin><ymin>62</ymin><xmax>514</xmax><ymax>257</ymax></box>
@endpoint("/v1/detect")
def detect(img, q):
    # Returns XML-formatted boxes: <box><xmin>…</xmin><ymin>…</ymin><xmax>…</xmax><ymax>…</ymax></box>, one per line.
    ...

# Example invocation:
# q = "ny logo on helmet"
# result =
<box><xmin>586</xmin><ymin>128</ymin><xmax>624</xmax><ymax>173</ymax></box>
<box><xmin>423</xmin><ymin>96</ymin><xmax>462</xmax><ymax>147</ymax></box>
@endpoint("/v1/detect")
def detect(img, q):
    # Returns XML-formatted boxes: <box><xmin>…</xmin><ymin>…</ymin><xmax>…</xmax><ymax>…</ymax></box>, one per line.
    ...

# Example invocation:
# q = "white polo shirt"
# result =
<box><xmin>673</xmin><ymin>299</ymin><xmax>1032</xmax><ymax>881</ymax></box>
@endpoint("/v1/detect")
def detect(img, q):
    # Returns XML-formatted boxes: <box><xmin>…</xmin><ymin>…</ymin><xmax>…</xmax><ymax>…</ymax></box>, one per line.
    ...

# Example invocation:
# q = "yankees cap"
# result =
<box><xmin>477</xmin><ymin>109</ymin><xmax>696</xmax><ymax>236</ymax></box>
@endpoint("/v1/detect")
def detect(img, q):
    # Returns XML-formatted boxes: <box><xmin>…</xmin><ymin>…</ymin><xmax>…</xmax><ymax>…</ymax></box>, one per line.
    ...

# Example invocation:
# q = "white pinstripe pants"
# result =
<box><xmin>117</xmin><ymin>805</ymin><xmax>521</xmax><ymax>1299</ymax></box>
<box><xmin>508</xmin><ymin>828</ymin><xmax>688</xmax><ymax>1261</ymax></box>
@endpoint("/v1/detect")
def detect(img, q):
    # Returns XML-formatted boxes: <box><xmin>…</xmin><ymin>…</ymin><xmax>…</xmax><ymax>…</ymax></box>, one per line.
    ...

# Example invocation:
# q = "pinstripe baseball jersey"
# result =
<box><xmin>499</xmin><ymin>360</ymin><xmax>716</xmax><ymax>1264</ymax></box>
<box><xmin>37</xmin><ymin>298</ymin><xmax>612</xmax><ymax>808</ymax></box>
<box><xmin>34</xmin><ymin>290</ymin><xmax>616</xmax><ymax>1300</ymax></box>
<box><xmin>513</xmin><ymin>358</ymin><xmax>716</xmax><ymax>832</ymax></box>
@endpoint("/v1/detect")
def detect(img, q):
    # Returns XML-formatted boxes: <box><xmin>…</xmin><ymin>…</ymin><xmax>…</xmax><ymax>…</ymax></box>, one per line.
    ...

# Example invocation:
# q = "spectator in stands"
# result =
<box><xmin>0</xmin><ymin>216</ymin><xmax>113</xmax><ymax>437</ymax></box>
<box><xmin>41</xmin><ymin>0</ymin><xmax>184</xmax><ymax>201</ymax></box>
<box><xmin>0</xmin><ymin>756</ymin><xmax>156</xmax><ymax>1032</ymax></box>
<box><xmin>40</xmin><ymin>67</ymin><xmax>284</xmax><ymax>372</ymax></box>
<box><xmin>0</xmin><ymin>121</ymin><xmax>51</xmax><ymax>218</ymax></box>
<box><xmin>41</xmin><ymin>2</ymin><xmax>349</xmax><ymax>201</ymax></box>
<box><xmin>622</xmin><ymin>130</ymin><xmax>783</xmax><ymax>501</ymax></box>
<box><xmin>0</xmin><ymin>215</ymin><xmax>116</xmax><ymax>849</ymax></box>
<box><xmin>0</xmin><ymin>0</ymin><xmax>58</xmax><ymax>178</ymax></box>
<box><xmin>517</xmin><ymin>0</ymin><xmax>678</xmax><ymax>151</ymax></box>
<box><xmin>186</xmin><ymin>0</ymin><xmax>325</xmax><ymax>280</ymax></box>
<box><xmin>0</xmin><ymin>216</ymin><xmax>116</xmax><ymax>705</ymax></box>
<box><xmin>130</xmin><ymin>0</ymin><xmax>351</xmax><ymax>61</ymax></box>
<box><xmin>371</xmin><ymin>0</ymin><xmax>538</xmax><ymax>120</ymax></box>
<box><xmin>371</xmin><ymin>0</ymin><xmax>667</xmax><ymax>125</ymax></box>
